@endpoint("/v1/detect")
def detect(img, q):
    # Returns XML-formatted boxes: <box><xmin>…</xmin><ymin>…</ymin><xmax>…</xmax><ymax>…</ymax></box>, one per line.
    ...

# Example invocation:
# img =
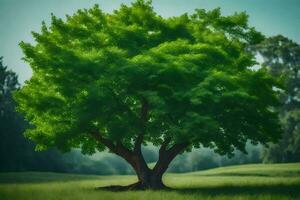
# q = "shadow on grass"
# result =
<box><xmin>176</xmin><ymin>184</ymin><xmax>300</xmax><ymax>197</ymax></box>
<box><xmin>93</xmin><ymin>182</ymin><xmax>300</xmax><ymax>198</ymax></box>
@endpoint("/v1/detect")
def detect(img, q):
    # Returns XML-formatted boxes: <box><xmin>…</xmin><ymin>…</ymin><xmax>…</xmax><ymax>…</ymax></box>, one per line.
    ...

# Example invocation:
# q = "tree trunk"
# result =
<box><xmin>92</xmin><ymin>132</ymin><xmax>188</xmax><ymax>190</ymax></box>
<box><xmin>133</xmin><ymin>167</ymin><xmax>166</xmax><ymax>190</ymax></box>
<box><xmin>98</xmin><ymin>155</ymin><xmax>167</xmax><ymax>191</ymax></box>
<box><xmin>127</xmin><ymin>148</ymin><xmax>168</xmax><ymax>190</ymax></box>
<box><xmin>130</xmin><ymin>142</ymin><xmax>188</xmax><ymax>190</ymax></box>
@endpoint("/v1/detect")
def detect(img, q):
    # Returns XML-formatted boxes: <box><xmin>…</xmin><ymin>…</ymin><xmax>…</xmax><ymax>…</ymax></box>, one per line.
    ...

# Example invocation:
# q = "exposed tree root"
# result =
<box><xmin>95</xmin><ymin>182</ymin><xmax>171</xmax><ymax>191</ymax></box>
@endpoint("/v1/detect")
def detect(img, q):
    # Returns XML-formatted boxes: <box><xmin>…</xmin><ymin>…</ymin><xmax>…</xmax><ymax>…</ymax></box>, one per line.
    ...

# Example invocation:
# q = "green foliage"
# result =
<box><xmin>1</xmin><ymin>57</ymin><xmax>132</xmax><ymax>174</ymax></box>
<box><xmin>254</xmin><ymin>35</ymin><xmax>300</xmax><ymax>162</ymax></box>
<box><xmin>15</xmin><ymin>0</ymin><xmax>282</xmax><ymax>156</ymax></box>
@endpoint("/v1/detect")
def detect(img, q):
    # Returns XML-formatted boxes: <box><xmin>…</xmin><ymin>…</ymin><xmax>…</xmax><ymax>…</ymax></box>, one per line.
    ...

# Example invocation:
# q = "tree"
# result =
<box><xmin>0</xmin><ymin>56</ymin><xmax>26</xmax><ymax>171</ymax></box>
<box><xmin>0</xmin><ymin>57</ymin><xmax>19</xmax><ymax>102</ymax></box>
<box><xmin>14</xmin><ymin>0</ymin><xmax>282</xmax><ymax>190</ymax></box>
<box><xmin>254</xmin><ymin>35</ymin><xmax>300</xmax><ymax>162</ymax></box>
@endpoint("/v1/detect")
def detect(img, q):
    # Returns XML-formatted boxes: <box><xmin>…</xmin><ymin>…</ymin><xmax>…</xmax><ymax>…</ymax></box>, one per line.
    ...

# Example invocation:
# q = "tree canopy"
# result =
<box><xmin>15</xmin><ymin>0</ymin><xmax>282</xmax><ymax>189</ymax></box>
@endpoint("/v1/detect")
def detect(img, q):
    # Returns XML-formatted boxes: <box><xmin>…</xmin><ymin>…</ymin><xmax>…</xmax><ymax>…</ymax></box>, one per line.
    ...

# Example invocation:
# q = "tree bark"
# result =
<box><xmin>120</xmin><ymin>143</ymin><xmax>167</xmax><ymax>190</ymax></box>
<box><xmin>92</xmin><ymin>132</ymin><xmax>188</xmax><ymax>190</ymax></box>
<box><xmin>128</xmin><ymin>163</ymin><xmax>165</xmax><ymax>190</ymax></box>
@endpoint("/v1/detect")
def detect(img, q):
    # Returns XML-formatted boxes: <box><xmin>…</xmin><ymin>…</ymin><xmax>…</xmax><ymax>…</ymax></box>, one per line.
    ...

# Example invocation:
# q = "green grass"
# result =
<box><xmin>0</xmin><ymin>163</ymin><xmax>299</xmax><ymax>200</ymax></box>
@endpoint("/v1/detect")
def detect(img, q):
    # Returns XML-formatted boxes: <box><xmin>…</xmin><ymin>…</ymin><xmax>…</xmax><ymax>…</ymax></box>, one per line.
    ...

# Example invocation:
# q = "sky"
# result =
<box><xmin>0</xmin><ymin>0</ymin><xmax>300</xmax><ymax>84</ymax></box>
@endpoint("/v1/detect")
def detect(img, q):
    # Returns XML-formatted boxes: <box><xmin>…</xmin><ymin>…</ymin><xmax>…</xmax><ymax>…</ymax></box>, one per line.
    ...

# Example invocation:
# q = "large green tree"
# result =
<box><xmin>15</xmin><ymin>0</ymin><xmax>282</xmax><ymax>189</ymax></box>
<box><xmin>254</xmin><ymin>35</ymin><xmax>300</xmax><ymax>162</ymax></box>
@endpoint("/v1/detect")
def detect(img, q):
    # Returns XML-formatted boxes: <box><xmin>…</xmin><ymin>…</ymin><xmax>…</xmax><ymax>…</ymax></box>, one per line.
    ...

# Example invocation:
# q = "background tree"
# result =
<box><xmin>254</xmin><ymin>35</ymin><xmax>300</xmax><ymax>162</ymax></box>
<box><xmin>14</xmin><ymin>0</ymin><xmax>282</xmax><ymax>190</ymax></box>
<box><xmin>0</xmin><ymin>56</ymin><xmax>25</xmax><ymax>171</ymax></box>
<box><xmin>0</xmin><ymin>56</ymin><xmax>70</xmax><ymax>172</ymax></box>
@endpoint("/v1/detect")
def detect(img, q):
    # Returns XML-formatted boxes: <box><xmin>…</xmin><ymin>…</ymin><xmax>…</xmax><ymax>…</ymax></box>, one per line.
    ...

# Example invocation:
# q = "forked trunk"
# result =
<box><xmin>127</xmin><ymin>151</ymin><xmax>168</xmax><ymax>190</ymax></box>
<box><xmin>134</xmin><ymin>168</ymin><xmax>166</xmax><ymax>190</ymax></box>
<box><xmin>98</xmin><ymin>157</ymin><xmax>168</xmax><ymax>191</ymax></box>
<box><xmin>93</xmin><ymin>132</ymin><xmax>188</xmax><ymax>191</ymax></box>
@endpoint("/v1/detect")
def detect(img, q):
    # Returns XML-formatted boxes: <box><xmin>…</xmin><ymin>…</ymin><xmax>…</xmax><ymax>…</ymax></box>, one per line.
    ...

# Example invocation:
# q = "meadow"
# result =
<box><xmin>0</xmin><ymin>163</ymin><xmax>299</xmax><ymax>200</ymax></box>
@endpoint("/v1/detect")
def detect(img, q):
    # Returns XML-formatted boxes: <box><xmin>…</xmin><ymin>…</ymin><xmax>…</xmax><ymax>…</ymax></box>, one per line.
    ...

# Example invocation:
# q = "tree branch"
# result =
<box><xmin>159</xmin><ymin>136</ymin><xmax>171</xmax><ymax>154</ymax></box>
<box><xmin>153</xmin><ymin>142</ymin><xmax>188</xmax><ymax>175</ymax></box>
<box><xmin>91</xmin><ymin>131</ymin><xmax>151</xmax><ymax>176</ymax></box>
<box><xmin>91</xmin><ymin>132</ymin><xmax>132</xmax><ymax>158</ymax></box>
<box><xmin>91</xmin><ymin>132</ymin><xmax>117</xmax><ymax>152</ymax></box>
<box><xmin>166</xmin><ymin>142</ymin><xmax>188</xmax><ymax>158</ymax></box>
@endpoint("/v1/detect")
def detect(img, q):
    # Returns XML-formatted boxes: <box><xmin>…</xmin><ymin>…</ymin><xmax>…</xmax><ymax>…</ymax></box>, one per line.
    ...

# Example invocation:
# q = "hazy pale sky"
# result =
<box><xmin>1</xmin><ymin>0</ymin><xmax>299</xmax><ymax>84</ymax></box>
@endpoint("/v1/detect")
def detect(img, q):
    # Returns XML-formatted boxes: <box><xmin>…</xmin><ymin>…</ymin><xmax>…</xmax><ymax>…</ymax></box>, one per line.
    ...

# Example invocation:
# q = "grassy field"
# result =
<box><xmin>0</xmin><ymin>163</ymin><xmax>299</xmax><ymax>200</ymax></box>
